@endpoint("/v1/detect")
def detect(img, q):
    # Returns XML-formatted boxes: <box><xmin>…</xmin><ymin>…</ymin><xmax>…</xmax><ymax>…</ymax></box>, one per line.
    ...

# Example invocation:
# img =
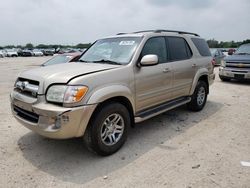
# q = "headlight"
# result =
<box><xmin>221</xmin><ymin>60</ymin><xmax>226</xmax><ymax>67</ymax></box>
<box><xmin>46</xmin><ymin>85</ymin><xmax>88</xmax><ymax>104</ymax></box>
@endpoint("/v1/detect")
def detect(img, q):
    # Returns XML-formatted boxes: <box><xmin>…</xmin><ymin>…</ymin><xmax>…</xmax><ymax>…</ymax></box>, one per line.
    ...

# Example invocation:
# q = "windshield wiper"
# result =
<box><xmin>78</xmin><ymin>59</ymin><xmax>87</xmax><ymax>62</ymax></box>
<box><xmin>92</xmin><ymin>59</ymin><xmax>122</xmax><ymax>65</ymax></box>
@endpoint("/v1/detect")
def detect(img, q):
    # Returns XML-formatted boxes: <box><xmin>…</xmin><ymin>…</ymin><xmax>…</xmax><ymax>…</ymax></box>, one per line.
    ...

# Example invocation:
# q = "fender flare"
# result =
<box><xmin>86</xmin><ymin>85</ymin><xmax>135</xmax><ymax>112</ymax></box>
<box><xmin>189</xmin><ymin>68</ymin><xmax>209</xmax><ymax>95</ymax></box>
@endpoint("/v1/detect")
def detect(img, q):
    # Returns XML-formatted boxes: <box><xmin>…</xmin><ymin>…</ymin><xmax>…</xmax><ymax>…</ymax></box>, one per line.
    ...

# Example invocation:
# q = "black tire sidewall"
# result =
<box><xmin>89</xmin><ymin>103</ymin><xmax>130</xmax><ymax>156</ymax></box>
<box><xmin>189</xmin><ymin>81</ymin><xmax>208</xmax><ymax>111</ymax></box>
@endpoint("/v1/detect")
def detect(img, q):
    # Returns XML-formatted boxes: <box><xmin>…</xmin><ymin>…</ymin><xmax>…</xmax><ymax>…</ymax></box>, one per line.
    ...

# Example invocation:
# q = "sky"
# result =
<box><xmin>0</xmin><ymin>0</ymin><xmax>249</xmax><ymax>45</ymax></box>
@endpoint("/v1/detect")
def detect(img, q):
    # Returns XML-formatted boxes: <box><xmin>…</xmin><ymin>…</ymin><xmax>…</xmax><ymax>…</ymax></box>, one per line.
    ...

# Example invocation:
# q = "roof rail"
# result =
<box><xmin>117</xmin><ymin>30</ymin><xmax>200</xmax><ymax>37</ymax></box>
<box><xmin>155</xmin><ymin>30</ymin><xmax>200</xmax><ymax>37</ymax></box>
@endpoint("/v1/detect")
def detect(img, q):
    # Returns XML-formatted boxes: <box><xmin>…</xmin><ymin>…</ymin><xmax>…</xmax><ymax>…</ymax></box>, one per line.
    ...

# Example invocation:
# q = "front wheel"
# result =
<box><xmin>84</xmin><ymin>102</ymin><xmax>130</xmax><ymax>156</ymax></box>
<box><xmin>187</xmin><ymin>80</ymin><xmax>208</xmax><ymax>111</ymax></box>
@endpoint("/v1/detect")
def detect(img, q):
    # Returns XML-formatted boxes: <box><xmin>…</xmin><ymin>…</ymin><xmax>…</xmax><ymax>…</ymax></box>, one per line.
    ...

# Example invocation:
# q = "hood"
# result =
<box><xmin>19</xmin><ymin>62</ymin><xmax>119</xmax><ymax>94</ymax></box>
<box><xmin>225</xmin><ymin>54</ymin><xmax>250</xmax><ymax>62</ymax></box>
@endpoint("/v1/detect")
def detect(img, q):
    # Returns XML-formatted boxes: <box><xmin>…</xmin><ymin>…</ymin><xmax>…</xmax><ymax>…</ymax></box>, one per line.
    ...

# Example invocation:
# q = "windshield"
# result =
<box><xmin>79</xmin><ymin>37</ymin><xmax>142</xmax><ymax>65</ymax></box>
<box><xmin>43</xmin><ymin>55</ymin><xmax>73</xmax><ymax>66</ymax></box>
<box><xmin>235</xmin><ymin>44</ymin><xmax>250</xmax><ymax>54</ymax></box>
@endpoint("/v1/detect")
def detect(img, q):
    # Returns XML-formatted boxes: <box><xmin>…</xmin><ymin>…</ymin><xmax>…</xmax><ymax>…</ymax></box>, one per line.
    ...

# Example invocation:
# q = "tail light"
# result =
<box><xmin>211</xmin><ymin>58</ymin><xmax>216</xmax><ymax>66</ymax></box>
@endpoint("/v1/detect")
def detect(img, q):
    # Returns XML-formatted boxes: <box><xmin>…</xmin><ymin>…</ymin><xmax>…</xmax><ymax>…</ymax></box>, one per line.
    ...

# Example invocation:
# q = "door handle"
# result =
<box><xmin>163</xmin><ymin>68</ymin><xmax>171</xmax><ymax>73</ymax></box>
<box><xmin>192</xmin><ymin>64</ymin><xmax>197</xmax><ymax>67</ymax></box>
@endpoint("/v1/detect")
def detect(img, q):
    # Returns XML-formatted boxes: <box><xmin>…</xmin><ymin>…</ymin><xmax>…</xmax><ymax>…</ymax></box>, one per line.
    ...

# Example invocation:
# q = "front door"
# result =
<box><xmin>135</xmin><ymin>37</ymin><xmax>173</xmax><ymax>112</ymax></box>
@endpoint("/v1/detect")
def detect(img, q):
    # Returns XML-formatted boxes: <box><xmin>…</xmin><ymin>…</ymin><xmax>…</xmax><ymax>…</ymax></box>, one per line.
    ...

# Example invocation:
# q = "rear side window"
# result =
<box><xmin>141</xmin><ymin>37</ymin><xmax>167</xmax><ymax>63</ymax></box>
<box><xmin>167</xmin><ymin>37</ymin><xmax>192</xmax><ymax>61</ymax></box>
<box><xmin>191</xmin><ymin>38</ymin><xmax>211</xmax><ymax>56</ymax></box>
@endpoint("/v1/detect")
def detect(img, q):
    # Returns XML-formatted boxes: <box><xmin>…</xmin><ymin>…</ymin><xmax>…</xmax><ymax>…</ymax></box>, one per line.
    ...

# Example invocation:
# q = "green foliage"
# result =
<box><xmin>75</xmin><ymin>43</ymin><xmax>91</xmax><ymax>49</ymax></box>
<box><xmin>207</xmin><ymin>39</ymin><xmax>250</xmax><ymax>48</ymax></box>
<box><xmin>15</xmin><ymin>43</ymin><xmax>92</xmax><ymax>49</ymax></box>
<box><xmin>4</xmin><ymin>45</ymin><xmax>16</xmax><ymax>49</ymax></box>
<box><xmin>25</xmin><ymin>43</ymin><xmax>34</xmax><ymax>49</ymax></box>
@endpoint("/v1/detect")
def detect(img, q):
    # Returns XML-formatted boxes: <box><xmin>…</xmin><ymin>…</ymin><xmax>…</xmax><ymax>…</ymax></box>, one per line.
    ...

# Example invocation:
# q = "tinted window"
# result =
<box><xmin>167</xmin><ymin>37</ymin><xmax>192</xmax><ymax>61</ymax></box>
<box><xmin>191</xmin><ymin>38</ymin><xmax>211</xmax><ymax>56</ymax></box>
<box><xmin>141</xmin><ymin>37</ymin><xmax>167</xmax><ymax>63</ymax></box>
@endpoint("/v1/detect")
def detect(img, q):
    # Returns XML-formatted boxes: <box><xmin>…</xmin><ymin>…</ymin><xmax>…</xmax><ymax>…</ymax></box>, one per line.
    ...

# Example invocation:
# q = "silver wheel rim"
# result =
<box><xmin>197</xmin><ymin>87</ymin><xmax>206</xmax><ymax>106</ymax></box>
<box><xmin>100</xmin><ymin>113</ymin><xmax>125</xmax><ymax>146</ymax></box>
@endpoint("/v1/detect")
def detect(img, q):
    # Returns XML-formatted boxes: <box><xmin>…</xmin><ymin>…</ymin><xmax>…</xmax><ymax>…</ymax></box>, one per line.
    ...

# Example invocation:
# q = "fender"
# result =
<box><xmin>86</xmin><ymin>85</ymin><xmax>135</xmax><ymax>112</ymax></box>
<box><xmin>189</xmin><ymin>68</ymin><xmax>208</xmax><ymax>95</ymax></box>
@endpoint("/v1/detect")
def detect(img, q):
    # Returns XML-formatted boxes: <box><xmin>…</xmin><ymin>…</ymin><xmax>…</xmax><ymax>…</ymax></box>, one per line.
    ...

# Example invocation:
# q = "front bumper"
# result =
<box><xmin>10</xmin><ymin>92</ymin><xmax>97</xmax><ymax>139</ymax></box>
<box><xmin>219</xmin><ymin>67</ymin><xmax>250</xmax><ymax>80</ymax></box>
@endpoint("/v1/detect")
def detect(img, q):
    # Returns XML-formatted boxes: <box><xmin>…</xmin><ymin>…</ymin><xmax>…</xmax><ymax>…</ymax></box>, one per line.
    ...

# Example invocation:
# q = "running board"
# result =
<box><xmin>134</xmin><ymin>97</ymin><xmax>191</xmax><ymax>123</ymax></box>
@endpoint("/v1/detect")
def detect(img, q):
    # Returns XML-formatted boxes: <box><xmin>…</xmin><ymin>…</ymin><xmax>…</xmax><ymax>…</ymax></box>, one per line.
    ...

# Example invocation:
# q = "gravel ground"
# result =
<box><xmin>0</xmin><ymin>57</ymin><xmax>249</xmax><ymax>188</ymax></box>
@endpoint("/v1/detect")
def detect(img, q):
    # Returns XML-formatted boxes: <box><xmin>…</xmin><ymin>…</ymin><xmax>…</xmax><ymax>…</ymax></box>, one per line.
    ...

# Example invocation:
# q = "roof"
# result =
<box><xmin>104</xmin><ymin>29</ymin><xmax>201</xmax><ymax>39</ymax></box>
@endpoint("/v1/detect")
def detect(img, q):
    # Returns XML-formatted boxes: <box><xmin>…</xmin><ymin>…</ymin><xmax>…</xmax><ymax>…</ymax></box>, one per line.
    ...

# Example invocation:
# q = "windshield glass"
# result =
<box><xmin>235</xmin><ymin>44</ymin><xmax>250</xmax><ymax>54</ymax></box>
<box><xmin>43</xmin><ymin>55</ymin><xmax>73</xmax><ymax>66</ymax></box>
<box><xmin>79</xmin><ymin>37</ymin><xmax>142</xmax><ymax>64</ymax></box>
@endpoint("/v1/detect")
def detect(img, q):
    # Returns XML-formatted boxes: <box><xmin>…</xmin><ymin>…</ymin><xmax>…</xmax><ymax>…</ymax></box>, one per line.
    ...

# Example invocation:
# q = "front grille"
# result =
<box><xmin>13</xmin><ymin>105</ymin><xmax>39</xmax><ymax>123</ymax></box>
<box><xmin>226</xmin><ymin>62</ymin><xmax>250</xmax><ymax>69</ymax></box>
<box><xmin>15</xmin><ymin>78</ymin><xmax>39</xmax><ymax>98</ymax></box>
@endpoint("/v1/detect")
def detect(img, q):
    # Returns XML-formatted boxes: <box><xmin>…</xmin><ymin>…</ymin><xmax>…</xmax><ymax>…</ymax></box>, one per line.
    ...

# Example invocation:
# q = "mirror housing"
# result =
<box><xmin>140</xmin><ymin>55</ymin><xmax>158</xmax><ymax>66</ymax></box>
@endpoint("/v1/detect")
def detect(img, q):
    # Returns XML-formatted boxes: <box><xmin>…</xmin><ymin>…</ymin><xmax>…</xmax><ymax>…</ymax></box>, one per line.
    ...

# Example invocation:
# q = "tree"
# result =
<box><xmin>25</xmin><ymin>43</ymin><xmax>34</xmax><ymax>49</ymax></box>
<box><xmin>207</xmin><ymin>39</ymin><xmax>219</xmax><ymax>48</ymax></box>
<box><xmin>75</xmin><ymin>43</ymin><xmax>91</xmax><ymax>49</ymax></box>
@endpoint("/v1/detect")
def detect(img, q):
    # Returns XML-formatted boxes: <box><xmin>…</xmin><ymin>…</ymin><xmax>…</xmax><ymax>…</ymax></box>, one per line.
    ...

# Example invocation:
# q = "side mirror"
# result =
<box><xmin>140</xmin><ymin>55</ymin><xmax>158</xmax><ymax>66</ymax></box>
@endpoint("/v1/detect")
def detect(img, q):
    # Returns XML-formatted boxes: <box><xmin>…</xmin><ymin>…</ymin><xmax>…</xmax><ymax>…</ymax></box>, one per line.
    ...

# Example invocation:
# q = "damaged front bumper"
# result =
<box><xmin>10</xmin><ymin>91</ymin><xmax>96</xmax><ymax>139</ymax></box>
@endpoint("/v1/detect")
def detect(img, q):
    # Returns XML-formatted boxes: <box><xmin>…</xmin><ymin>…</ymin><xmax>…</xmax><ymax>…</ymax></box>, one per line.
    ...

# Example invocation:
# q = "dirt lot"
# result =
<box><xmin>0</xmin><ymin>57</ymin><xmax>249</xmax><ymax>188</ymax></box>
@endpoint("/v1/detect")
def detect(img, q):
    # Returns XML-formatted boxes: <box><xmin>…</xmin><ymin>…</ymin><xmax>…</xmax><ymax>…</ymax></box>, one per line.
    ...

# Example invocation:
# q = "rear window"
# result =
<box><xmin>191</xmin><ymin>38</ymin><xmax>211</xmax><ymax>56</ymax></box>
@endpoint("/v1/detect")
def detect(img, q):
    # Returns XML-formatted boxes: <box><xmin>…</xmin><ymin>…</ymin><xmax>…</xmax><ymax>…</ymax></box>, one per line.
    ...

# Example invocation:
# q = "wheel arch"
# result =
<box><xmin>190</xmin><ymin>69</ymin><xmax>209</xmax><ymax>95</ymax></box>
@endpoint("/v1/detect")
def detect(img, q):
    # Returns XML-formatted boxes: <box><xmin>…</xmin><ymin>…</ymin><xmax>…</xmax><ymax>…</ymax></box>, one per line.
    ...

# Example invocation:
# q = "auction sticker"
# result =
<box><xmin>119</xmin><ymin>41</ymin><xmax>135</xmax><ymax>45</ymax></box>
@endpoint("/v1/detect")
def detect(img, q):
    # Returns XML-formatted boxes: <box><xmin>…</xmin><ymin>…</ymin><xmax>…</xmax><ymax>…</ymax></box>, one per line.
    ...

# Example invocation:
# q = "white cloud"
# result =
<box><xmin>0</xmin><ymin>0</ymin><xmax>249</xmax><ymax>45</ymax></box>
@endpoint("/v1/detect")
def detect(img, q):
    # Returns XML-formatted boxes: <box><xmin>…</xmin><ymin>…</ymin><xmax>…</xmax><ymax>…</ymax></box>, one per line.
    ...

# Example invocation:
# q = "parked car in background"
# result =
<box><xmin>0</xmin><ymin>50</ymin><xmax>4</xmax><ymax>58</ymax></box>
<box><xmin>210</xmin><ymin>48</ymin><xmax>225</xmax><ymax>65</ymax></box>
<box><xmin>33</xmin><ymin>49</ymin><xmax>44</xmax><ymax>56</ymax></box>
<box><xmin>42</xmin><ymin>49</ymin><xmax>54</xmax><ymax>56</ymax></box>
<box><xmin>228</xmin><ymin>48</ymin><xmax>236</xmax><ymax>55</ymax></box>
<box><xmin>5</xmin><ymin>49</ymin><xmax>18</xmax><ymax>57</ymax></box>
<box><xmin>219</xmin><ymin>43</ymin><xmax>250</xmax><ymax>81</ymax></box>
<box><xmin>21</xmin><ymin>50</ymin><xmax>34</xmax><ymax>57</ymax></box>
<box><xmin>41</xmin><ymin>52</ymin><xmax>81</xmax><ymax>66</ymax></box>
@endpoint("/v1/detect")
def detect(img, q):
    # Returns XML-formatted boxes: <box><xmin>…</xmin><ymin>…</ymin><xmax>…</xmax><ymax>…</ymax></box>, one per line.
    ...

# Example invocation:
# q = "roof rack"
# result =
<box><xmin>117</xmin><ymin>30</ymin><xmax>200</xmax><ymax>37</ymax></box>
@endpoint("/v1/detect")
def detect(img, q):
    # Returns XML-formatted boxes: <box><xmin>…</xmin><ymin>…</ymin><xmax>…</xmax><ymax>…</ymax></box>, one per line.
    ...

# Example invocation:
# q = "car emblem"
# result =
<box><xmin>238</xmin><ymin>64</ymin><xmax>244</xmax><ymax>68</ymax></box>
<box><xmin>20</xmin><ymin>81</ymin><xmax>29</xmax><ymax>91</ymax></box>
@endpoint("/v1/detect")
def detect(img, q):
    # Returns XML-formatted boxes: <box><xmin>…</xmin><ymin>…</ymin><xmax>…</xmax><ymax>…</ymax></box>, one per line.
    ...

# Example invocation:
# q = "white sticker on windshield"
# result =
<box><xmin>119</xmin><ymin>41</ymin><xmax>135</xmax><ymax>45</ymax></box>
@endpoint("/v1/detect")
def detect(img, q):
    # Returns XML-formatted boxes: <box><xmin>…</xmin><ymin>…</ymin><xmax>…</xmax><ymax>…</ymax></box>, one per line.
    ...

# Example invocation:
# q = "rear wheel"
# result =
<box><xmin>187</xmin><ymin>80</ymin><xmax>208</xmax><ymax>111</ymax></box>
<box><xmin>84</xmin><ymin>102</ymin><xmax>130</xmax><ymax>156</ymax></box>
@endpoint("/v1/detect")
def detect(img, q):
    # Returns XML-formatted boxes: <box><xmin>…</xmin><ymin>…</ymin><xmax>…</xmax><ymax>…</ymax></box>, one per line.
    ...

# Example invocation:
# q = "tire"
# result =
<box><xmin>83</xmin><ymin>102</ymin><xmax>130</xmax><ymax>156</ymax></box>
<box><xmin>219</xmin><ymin>75</ymin><xmax>230</xmax><ymax>82</ymax></box>
<box><xmin>187</xmin><ymin>80</ymin><xmax>208</xmax><ymax>111</ymax></box>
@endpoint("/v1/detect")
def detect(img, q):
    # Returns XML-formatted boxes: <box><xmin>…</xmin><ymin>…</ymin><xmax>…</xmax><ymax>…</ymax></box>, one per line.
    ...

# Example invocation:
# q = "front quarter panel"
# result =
<box><xmin>87</xmin><ymin>85</ymin><xmax>135</xmax><ymax>111</ymax></box>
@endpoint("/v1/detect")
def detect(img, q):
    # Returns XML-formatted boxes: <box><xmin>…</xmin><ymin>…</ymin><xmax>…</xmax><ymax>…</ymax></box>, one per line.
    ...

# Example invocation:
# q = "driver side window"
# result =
<box><xmin>141</xmin><ymin>37</ymin><xmax>167</xmax><ymax>64</ymax></box>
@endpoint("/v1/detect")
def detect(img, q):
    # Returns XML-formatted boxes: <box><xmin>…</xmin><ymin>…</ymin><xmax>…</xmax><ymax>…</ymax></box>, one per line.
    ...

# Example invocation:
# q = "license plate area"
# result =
<box><xmin>234</xmin><ymin>74</ymin><xmax>245</xmax><ymax>79</ymax></box>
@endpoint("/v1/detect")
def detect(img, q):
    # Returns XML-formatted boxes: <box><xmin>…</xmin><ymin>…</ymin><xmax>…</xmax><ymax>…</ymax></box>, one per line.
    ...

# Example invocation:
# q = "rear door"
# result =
<box><xmin>166</xmin><ymin>37</ymin><xmax>196</xmax><ymax>98</ymax></box>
